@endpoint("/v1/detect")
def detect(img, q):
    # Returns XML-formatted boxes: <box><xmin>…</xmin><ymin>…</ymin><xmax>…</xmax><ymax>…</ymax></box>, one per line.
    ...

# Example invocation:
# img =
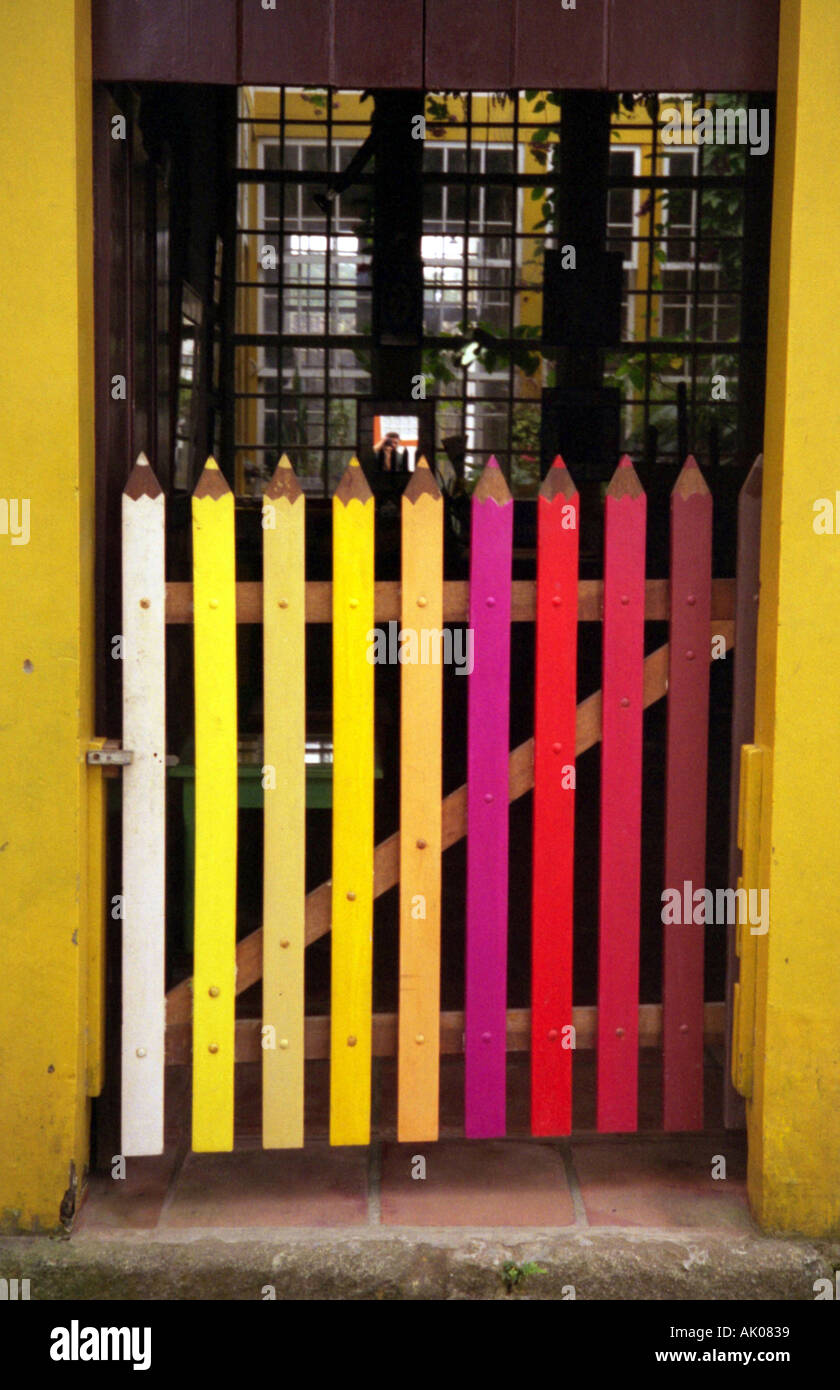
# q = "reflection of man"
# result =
<box><xmin>374</xmin><ymin>431</ymin><xmax>409</xmax><ymax>472</ymax></box>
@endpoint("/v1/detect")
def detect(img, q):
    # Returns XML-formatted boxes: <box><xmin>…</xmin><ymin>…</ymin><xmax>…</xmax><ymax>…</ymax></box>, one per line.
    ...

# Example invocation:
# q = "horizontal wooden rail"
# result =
<box><xmin>165</xmin><ymin>1002</ymin><xmax>726</xmax><ymax>1065</ymax></box>
<box><xmin>166</xmin><ymin>578</ymin><xmax>736</xmax><ymax>624</ymax></box>
<box><xmin>166</xmin><ymin>622</ymin><xmax>733</xmax><ymax>1027</ymax></box>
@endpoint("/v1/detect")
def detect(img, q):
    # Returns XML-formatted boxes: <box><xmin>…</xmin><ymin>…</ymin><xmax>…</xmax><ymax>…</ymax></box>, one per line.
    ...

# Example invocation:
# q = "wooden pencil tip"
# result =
<box><xmin>472</xmin><ymin>456</ymin><xmax>512</xmax><ymax>504</ymax></box>
<box><xmin>606</xmin><ymin>455</ymin><xmax>645</xmax><ymax>499</ymax></box>
<box><xmin>404</xmin><ymin>459</ymin><xmax>441</xmax><ymax>504</ymax></box>
<box><xmin>540</xmin><ymin>455</ymin><xmax>577</xmax><ymax>500</ymax></box>
<box><xmin>265</xmin><ymin>454</ymin><xmax>303</xmax><ymax>501</ymax></box>
<box><xmin>193</xmin><ymin>457</ymin><xmax>231</xmax><ymax>499</ymax></box>
<box><xmin>124</xmin><ymin>453</ymin><xmax>163</xmax><ymax>500</ymax></box>
<box><xmin>334</xmin><ymin>457</ymin><xmax>373</xmax><ymax>505</ymax></box>
<box><xmin>673</xmin><ymin>455</ymin><xmax>710</xmax><ymax>499</ymax></box>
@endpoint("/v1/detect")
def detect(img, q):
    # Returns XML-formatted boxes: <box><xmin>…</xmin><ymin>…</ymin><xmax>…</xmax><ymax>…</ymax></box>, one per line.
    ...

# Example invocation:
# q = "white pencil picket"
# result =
<box><xmin>121</xmin><ymin>454</ymin><xmax>167</xmax><ymax>1156</ymax></box>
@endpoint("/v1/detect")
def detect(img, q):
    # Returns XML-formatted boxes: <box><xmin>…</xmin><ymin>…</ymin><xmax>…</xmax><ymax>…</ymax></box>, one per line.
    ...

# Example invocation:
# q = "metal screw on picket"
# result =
<box><xmin>484</xmin><ymin>792</ymin><xmax>493</xmax><ymax>803</ymax></box>
<box><xmin>620</xmin><ymin>697</ymin><xmax>630</xmax><ymax>708</ymax></box>
<box><xmin>481</xmin><ymin>1031</ymin><xmax>492</xmax><ymax>1043</ymax></box>
<box><xmin>686</xmin><ymin>650</ymin><xmax>696</xmax><ymax>660</ymax></box>
<box><xmin>548</xmin><ymin>1029</ymin><xmax>558</xmax><ymax>1042</ymax></box>
<box><xmin>349</xmin><ymin>597</ymin><xmax>358</xmax><ymax>608</ymax></box>
<box><xmin>208</xmin><ymin>986</ymin><xmax>220</xmax><ymax>998</ymax></box>
<box><xmin>417</xmin><ymin>595</ymin><xmax>427</xmax><ymax>608</ymax></box>
<box><xmin>346</xmin><ymin>891</ymin><xmax>356</xmax><ymax>901</ymax></box>
<box><xmin>552</xmin><ymin>595</ymin><xmax>561</xmax><ymax>606</ymax></box>
<box><xmin>416</xmin><ymin>838</ymin><xmax>427</xmax><ymax>849</ymax></box>
<box><xmin>136</xmin><ymin>1047</ymin><xmax>147</xmax><ymax>1058</ymax></box>
<box><xmin>140</xmin><ymin>598</ymin><xmax>150</xmax><ymax>609</ymax></box>
<box><xmin>620</xmin><ymin>594</ymin><xmax>629</xmax><ymax>606</ymax></box>
<box><xmin>486</xmin><ymin>596</ymin><xmax>495</xmax><ymax>607</ymax></box>
<box><xmin>347</xmin><ymin>1035</ymin><xmax>357</xmax><ymax>1047</ymax></box>
<box><xmin>553</xmin><ymin>742</ymin><xmax>562</xmax><ymax>754</ymax></box>
<box><xmin>415</xmin><ymin>1035</ymin><xmax>425</xmax><ymax>1045</ymax></box>
<box><xmin>278</xmin><ymin>598</ymin><xmax>288</xmax><ymax>609</ymax></box>
<box><xmin>280</xmin><ymin>939</ymin><xmax>290</xmax><ymax>949</ymax></box>
<box><xmin>616</xmin><ymin>1027</ymin><xmax>625</xmax><ymax>1038</ymax></box>
<box><xmin>208</xmin><ymin>1043</ymin><xmax>219</xmax><ymax>1054</ymax></box>
<box><xmin>687</xmin><ymin>594</ymin><xmax>696</xmax><ymax>606</ymax></box>
<box><xmin>209</xmin><ymin>598</ymin><xmax>219</xmax><ymax>609</ymax></box>
<box><xmin>279</xmin><ymin>1038</ymin><xmax>289</xmax><ymax>1050</ymax></box>
<box><xmin>679</xmin><ymin>1023</ymin><xmax>689</xmax><ymax>1034</ymax></box>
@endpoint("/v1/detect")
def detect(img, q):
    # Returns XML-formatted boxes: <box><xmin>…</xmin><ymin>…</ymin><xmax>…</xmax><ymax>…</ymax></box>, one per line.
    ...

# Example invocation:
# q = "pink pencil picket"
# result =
<box><xmin>465</xmin><ymin>457</ymin><xmax>513</xmax><ymax>1138</ymax></box>
<box><xmin>597</xmin><ymin>456</ymin><xmax>647</xmax><ymax>1133</ymax></box>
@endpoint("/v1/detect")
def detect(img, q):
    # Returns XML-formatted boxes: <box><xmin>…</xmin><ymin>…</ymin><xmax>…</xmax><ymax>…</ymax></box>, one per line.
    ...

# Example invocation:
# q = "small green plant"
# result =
<box><xmin>500</xmin><ymin>1259</ymin><xmax>547</xmax><ymax>1294</ymax></box>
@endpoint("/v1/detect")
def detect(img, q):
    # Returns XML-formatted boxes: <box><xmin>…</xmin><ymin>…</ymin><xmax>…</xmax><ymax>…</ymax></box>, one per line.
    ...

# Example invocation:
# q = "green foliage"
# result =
<box><xmin>501</xmin><ymin>1260</ymin><xmax>548</xmax><ymax>1294</ymax></box>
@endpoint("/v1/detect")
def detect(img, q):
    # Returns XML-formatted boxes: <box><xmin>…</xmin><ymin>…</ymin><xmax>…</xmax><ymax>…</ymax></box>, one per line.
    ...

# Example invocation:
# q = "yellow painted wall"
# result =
<box><xmin>748</xmin><ymin>0</ymin><xmax>840</xmax><ymax>1235</ymax></box>
<box><xmin>0</xmin><ymin>0</ymin><xmax>96</xmax><ymax>1230</ymax></box>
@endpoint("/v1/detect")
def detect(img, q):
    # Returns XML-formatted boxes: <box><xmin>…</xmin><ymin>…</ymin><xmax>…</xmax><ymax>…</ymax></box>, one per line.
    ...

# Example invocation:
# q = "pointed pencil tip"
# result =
<box><xmin>334</xmin><ymin>457</ymin><xmax>373</xmax><ymax>505</ymax></box>
<box><xmin>404</xmin><ymin>459</ymin><xmax>441</xmax><ymax>504</ymax></box>
<box><xmin>473</xmin><ymin>457</ymin><xmax>511</xmax><ymax>504</ymax></box>
<box><xmin>673</xmin><ymin>455</ymin><xmax>710</xmax><ymax>498</ymax></box>
<box><xmin>194</xmin><ymin>458</ymin><xmax>231</xmax><ymax>499</ymax></box>
<box><xmin>540</xmin><ymin>457</ymin><xmax>577</xmax><ymax>500</ymax></box>
<box><xmin>124</xmin><ymin>453</ymin><xmax>163</xmax><ymax>500</ymax></box>
<box><xmin>607</xmin><ymin>456</ymin><xmax>645</xmax><ymax>499</ymax></box>
<box><xmin>265</xmin><ymin>454</ymin><xmax>303</xmax><ymax>501</ymax></box>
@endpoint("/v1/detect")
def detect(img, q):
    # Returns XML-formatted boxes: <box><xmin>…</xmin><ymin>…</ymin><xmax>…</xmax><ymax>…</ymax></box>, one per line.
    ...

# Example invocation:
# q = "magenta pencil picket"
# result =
<box><xmin>465</xmin><ymin>457</ymin><xmax>513</xmax><ymax>1138</ymax></box>
<box><xmin>597</xmin><ymin>456</ymin><xmax>647</xmax><ymax>1133</ymax></box>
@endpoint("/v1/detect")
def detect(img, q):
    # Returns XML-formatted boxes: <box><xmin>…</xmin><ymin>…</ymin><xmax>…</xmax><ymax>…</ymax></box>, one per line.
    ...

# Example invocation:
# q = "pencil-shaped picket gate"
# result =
<box><xmin>465</xmin><ymin>457</ymin><xmax>513</xmax><ymax>1138</ymax></box>
<box><xmin>191</xmin><ymin>459</ymin><xmax>238</xmax><ymax>1152</ymax></box>
<box><xmin>262</xmin><ymin>456</ymin><xmax>306</xmax><ymax>1148</ymax></box>
<box><xmin>398</xmin><ymin>459</ymin><xmax>443</xmax><ymax>1142</ymax></box>
<box><xmin>330</xmin><ymin>459</ymin><xmax>375</xmax><ymax>1146</ymax></box>
<box><xmin>121</xmin><ymin>454</ymin><xmax>166</xmax><ymax>1156</ymax></box>
<box><xmin>662</xmin><ymin>457</ymin><xmax>712</xmax><ymax>1131</ymax></box>
<box><xmin>597</xmin><ymin>456</ymin><xmax>647</xmax><ymax>1133</ymax></box>
<box><xmin>531</xmin><ymin>457</ymin><xmax>579</xmax><ymax>1136</ymax></box>
<box><xmin>117</xmin><ymin>449</ymin><xmax>753</xmax><ymax>1154</ymax></box>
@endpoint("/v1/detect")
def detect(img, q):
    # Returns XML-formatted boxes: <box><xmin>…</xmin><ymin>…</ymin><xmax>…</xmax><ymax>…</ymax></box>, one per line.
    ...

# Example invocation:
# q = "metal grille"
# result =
<box><xmin>233</xmin><ymin>89</ymin><xmax>764</xmax><ymax>496</ymax></box>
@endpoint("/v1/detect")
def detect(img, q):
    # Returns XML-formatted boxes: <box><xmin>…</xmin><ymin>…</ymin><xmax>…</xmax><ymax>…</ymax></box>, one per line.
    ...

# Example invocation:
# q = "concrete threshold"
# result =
<box><xmin>1</xmin><ymin>1227</ymin><xmax>837</xmax><ymax>1300</ymax></box>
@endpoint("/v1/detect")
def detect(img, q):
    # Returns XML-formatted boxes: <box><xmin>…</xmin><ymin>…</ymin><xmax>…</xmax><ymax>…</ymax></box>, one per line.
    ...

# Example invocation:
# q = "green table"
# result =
<box><xmin>170</xmin><ymin>734</ymin><xmax>382</xmax><ymax>948</ymax></box>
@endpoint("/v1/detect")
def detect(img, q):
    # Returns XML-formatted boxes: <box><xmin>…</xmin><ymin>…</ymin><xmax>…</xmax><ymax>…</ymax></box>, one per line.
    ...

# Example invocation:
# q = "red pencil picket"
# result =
<box><xmin>597</xmin><ymin>455</ymin><xmax>646</xmax><ymax>1133</ymax></box>
<box><xmin>465</xmin><ymin>457</ymin><xmax>513</xmax><ymax>1138</ymax></box>
<box><xmin>663</xmin><ymin>456</ymin><xmax>713</xmax><ymax>1131</ymax></box>
<box><xmin>531</xmin><ymin>457</ymin><xmax>579</xmax><ymax>1136</ymax></box>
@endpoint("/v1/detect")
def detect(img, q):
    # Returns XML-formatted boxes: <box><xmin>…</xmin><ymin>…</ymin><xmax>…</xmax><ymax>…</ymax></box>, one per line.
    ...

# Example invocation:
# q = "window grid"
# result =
<box><xmin>234</xmin><ymin>89</ymin><xmax>755</xmax><ymax>494</ymax></box>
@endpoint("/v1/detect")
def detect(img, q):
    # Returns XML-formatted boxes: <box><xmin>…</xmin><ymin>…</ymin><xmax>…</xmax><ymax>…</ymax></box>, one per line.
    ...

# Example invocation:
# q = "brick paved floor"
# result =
<box><xmin>76</xmin><ymin>1050</ymin><xmax>752</xmax><ymax>1235</ymax></box>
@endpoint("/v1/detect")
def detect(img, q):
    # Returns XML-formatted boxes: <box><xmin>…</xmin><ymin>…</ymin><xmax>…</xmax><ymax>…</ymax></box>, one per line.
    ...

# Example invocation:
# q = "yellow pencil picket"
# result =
<box><xmin>398</xmin><ymin>460</ymin><xmax>443</xmax><ymax>1141</ymax></box>
<box><xmin>262</xmin><ymin>456</ymin><xmax>306</xmax><ymax>1148</ymax></box>
<box><xmin>191</xmin><ymin>459</ymin><xmax>238</xmax><ymax>1152</ymax></box>
<box><xmin>330</xmin><ymin>459</ymin><xmax>375</xmax><ymax>1145</ymax></box>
